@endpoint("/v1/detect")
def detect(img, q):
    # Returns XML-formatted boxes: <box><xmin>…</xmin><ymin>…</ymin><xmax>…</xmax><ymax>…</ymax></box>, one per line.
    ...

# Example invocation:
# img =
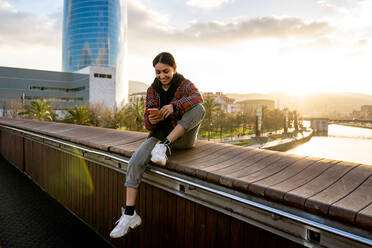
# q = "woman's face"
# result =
<box><xmin>155</xmin><ymin>62</ymin><xmax>175</xmax><ymax>88</ymax></box>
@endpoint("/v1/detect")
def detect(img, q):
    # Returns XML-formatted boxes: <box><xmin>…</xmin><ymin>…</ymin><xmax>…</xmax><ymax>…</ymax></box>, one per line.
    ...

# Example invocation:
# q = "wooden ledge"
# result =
<box><xmin>1</xmin><ymin>117</ymin><xmax>371</xmax><ymax>231</ymax></box>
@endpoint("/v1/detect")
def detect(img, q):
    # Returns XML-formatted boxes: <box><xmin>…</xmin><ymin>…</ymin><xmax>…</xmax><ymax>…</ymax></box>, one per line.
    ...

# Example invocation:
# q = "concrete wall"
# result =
<box><xmin>87</xmin><ymin>66</ymin><xmax>116</xmax><ymax>109</ymax></box>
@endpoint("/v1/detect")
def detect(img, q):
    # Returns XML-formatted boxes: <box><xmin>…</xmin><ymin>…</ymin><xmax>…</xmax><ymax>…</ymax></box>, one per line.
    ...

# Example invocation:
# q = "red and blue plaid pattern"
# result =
<box><xmin>144</xmin><ymin>79</ymin><xmax>203</xmax><ymax>135</ymax></box>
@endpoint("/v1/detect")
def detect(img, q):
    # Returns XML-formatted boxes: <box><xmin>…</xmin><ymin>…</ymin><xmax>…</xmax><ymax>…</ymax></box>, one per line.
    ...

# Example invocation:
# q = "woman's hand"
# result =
<box><xmin>149</xmin><ymin>113</ymin><xmax>163</xmax><ymax>124</ymax></box>
<box><xmin>160</xmin><ymin>104</ymin><xmax>174</xmax><ymax>119</ymax></box>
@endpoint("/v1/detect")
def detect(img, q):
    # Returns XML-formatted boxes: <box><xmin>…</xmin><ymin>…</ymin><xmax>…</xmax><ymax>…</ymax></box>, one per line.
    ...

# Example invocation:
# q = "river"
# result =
<box><xmin>286</xmin><ymin>124</ymin><xmax>372</xmax><ymax>166</ymax></box>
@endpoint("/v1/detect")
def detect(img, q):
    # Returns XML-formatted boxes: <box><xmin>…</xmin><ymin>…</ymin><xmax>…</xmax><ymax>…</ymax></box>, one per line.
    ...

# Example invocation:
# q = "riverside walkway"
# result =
<box><xmin>0</xmin><ymin>155</ymin><xmax>112</xmax><ymax>248</ymax></box>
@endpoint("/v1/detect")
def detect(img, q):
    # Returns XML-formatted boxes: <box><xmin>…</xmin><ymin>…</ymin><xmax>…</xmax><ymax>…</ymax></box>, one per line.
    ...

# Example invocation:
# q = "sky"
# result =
<box><xmin>0</xmin><ymin>0</ymin><xmax>371</xmax><ymax>96</ymax></box>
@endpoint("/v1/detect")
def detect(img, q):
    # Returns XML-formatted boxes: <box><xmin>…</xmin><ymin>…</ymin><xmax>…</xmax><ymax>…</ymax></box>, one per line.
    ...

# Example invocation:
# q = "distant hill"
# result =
<box><xmin>226</xmin><ymin>92</ymin><xmax>372</xmax><ymax>117</ymax></box>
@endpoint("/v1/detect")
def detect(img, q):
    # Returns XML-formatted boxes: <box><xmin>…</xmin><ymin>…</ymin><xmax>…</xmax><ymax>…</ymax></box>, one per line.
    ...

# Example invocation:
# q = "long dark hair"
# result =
<box><xmin>152</xmin><ymin>52</ymin><xmax>177</xmax><ymax>73</ymax></box>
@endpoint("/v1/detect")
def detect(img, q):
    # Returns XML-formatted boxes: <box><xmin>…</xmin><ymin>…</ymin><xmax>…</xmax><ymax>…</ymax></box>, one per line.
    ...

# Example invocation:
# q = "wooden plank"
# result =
<box><xmin>92</xmin><ymin>161</ymin><xmax>99</xmax><ymax>230</ymax></box>
<box><xmin>158</xmin><ymin>187</ymin><xmax>169</xmax><ymax>245</ymax></box>
<box><xmin>73</xmin><ymin>155</ymin><xmax>79</xmax><ymax>214</ymax></box>
<box><xmin>244</xmin><ymin>222</ymin><xmax>261</xmax><ymax>248</ymax></box>
<box><xmin>221</xmin><ymin>151</ymin><xmax>277</xmax><ymax>178</ymax></box>
<box><xmin>199</xmin><ymin>147</ymin><xmax>260</xmax><ymax>174</ymax></box>
<box><xmin>77</xmin><ymin>154</ymin><xmax>83</xmax><ymax>217</ymax></box>
<box><xmin>216</xmin><ymin>211</ymin><xmax>230</xmax><ymax>248</ymax></box>
<box><xmin>62</xmin><ymin>149</ymin><xmax>68</xmax><ymax>207</ymax></box>
<box><xmin>103</xmin><ymin>166</ymin><xmax>110</xmax><ymax>240</ymax></box>
<box><xmin>225</xmin><ymin>155</ymin><xmax>304</xmax><ymax>190</ymax></box>
<box><xmin>181</xmin><ymin>145</ymin><xmax>243</xmax><ymax>167</ymax></box>
<box><xmin>85</xmin><ymin>161</ymin><xmax>93</xmax><ymax>227</ymax></box>
<box><xmin>284</xmin><ymin>161</ymin><xmax>357</xmax><ymax>209</ymax></box>
<box><xmin>305</xmin><ymin>164</ymin><xmax>372</xmax><ymax>215</ymax></box>
<box><xmin>356</xmin><ymin>202</ymin><xmax>372</xmax><ymax>229</ymax></box>
<box><xmin>205</xmin><ymin>209</ymin><xmax>217</xmax><ymax>248</ymax></box>
<box><xmin>172</xmin><ymin>143</ymin><xmax>229</xmax><ymax>164</ymax></box>
<box><xmin>81</xmin><ymin>132</ymin><xmax>146</xmax><ymax>152</ymax></box>
<box><xmin>329</xmin><ymin>175</ymin><xmax>372</xmax><ymax>225</ymax></box>
<box><xmin>249</xmin><ymin>157</ymin><xmax>321</xmax><ymax>197</ymax></box>
<box><xmin>109</xmin><ymin>169</ymin><xmax>122</xmax><ymax>248</ymax></box>
<box><xmin>230</xmin><ymin>215</ymin><xmax>244</xmax><ymax>248</ymax></box>
<box><xmin>52</xmin><ymin>126</ymin><xmax>108</xmax><ymax>143</ymax></box>
<box><xmin>206</xmin><ymin>152</ymin><xmax>281</xmax><ymax>186</ymax></box>
<box><xmin>230</xmin><ymin>153</ymin><xmax>288</xmax><ymax>179</ymax></box>
<box><xmin>151</xmin><ymin>186</ymin><xmax>161</xmax><ymax>248</ymax></box>
<box><xmin>138</xmin><ymin>183</ymin><xmax>146</xmax><ymax>248</ymax></box>
<box><xmin>97</xmin><ymin>163</ymin><xmax>105</xmax><ymax>235</ymax></box>
<box><xmin>176</xmin><ymin>196</ymin><xmax>186</xmax><ymax>248</ymax></box>
<box><xmin>184</xmin><ymin>200</ymin><xmax>195</xmax><ymax>248</ymax></box>
<box><xmin>265</xmin><ymin>159</ymin><xmax>339</xmax><ymax>202</ymax></box>
<box><xmin>109</xmin><ymin>139</ymin><xmax>147</xmax><ymax>157</ymax></box>
<box><xmin>108</xmin><ymin>168</ymin><xmax>114</xmax><ymax>238</ymax></box>
<box><xmin>194</xmin><ymin>204</ymin><xmax>206</xmax><ymax>247</ymax></box>
<box><xmin>242</xmin><ymin>155</ymin><xmax>305</xmax><ymax>183</ymax></box>
<box><xmin>166</xmin><ymin>191</ymin><xmax>177</xmax><ymax>246</ymax></box>
<box><xmin>51</xmin><ymin>147</ymin><xmax>58</xmax><ymax>201</ymax></box>
<box><xmin>145</xmin><ymin>183</ymin><xmax>153</xmax><ymax>248</ymax></box>
<box><xmin>168</xmin><ymin>141</ymin><xmax>213</xmax><ymax>161</ymax></box>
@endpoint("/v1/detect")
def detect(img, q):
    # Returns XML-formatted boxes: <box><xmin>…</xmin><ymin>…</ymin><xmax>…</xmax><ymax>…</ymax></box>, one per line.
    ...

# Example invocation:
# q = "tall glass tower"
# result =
<box><xmin>63</xmin><ymin>0</ymin><xmax>120</xmax><ymax>72</ymax></box>
<box><xmin>63</xmin><ymin>0</ymin><xmax>128</xmax><ymax>106</ymax></box>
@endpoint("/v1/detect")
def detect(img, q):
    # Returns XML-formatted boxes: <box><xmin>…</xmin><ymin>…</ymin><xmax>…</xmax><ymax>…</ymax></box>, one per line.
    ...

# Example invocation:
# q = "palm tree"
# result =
<box><xmin>19</xmin><ymin>99</ymin><xmax>54</xmax><ymax>121</ymax></box>
<box><xmin>64</xmin><ymin>105</ymin><xmax>91</xmax><ymax>125</ymax></box>
<box><xmin>100</xmin><ymin>106</ymin><xmax>127</xmax><ymax>129</ymax></box>
<box><xmin>203</xmin><ymin>97</ymin><xmax>220</xmax><ymax>140</ymax></box>
<box><xmin>123</xmin><ymin>101</ymin><xmax>145</xmax><ymax>131</ymax></box>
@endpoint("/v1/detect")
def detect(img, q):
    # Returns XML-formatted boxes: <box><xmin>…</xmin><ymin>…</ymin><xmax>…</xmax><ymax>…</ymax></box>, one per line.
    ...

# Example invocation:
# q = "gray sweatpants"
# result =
<box><xmin>124</xmin><ymin>104</ymin><xmax>205</xmax><ymax>188</ymax></box>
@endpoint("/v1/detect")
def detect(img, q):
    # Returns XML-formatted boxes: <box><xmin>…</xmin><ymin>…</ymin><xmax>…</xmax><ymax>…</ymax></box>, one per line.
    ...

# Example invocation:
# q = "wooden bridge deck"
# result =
<box><xmin>0</xmin><ymin>117</ymin><xmax>371</xmax><ymax>247</ymax></box>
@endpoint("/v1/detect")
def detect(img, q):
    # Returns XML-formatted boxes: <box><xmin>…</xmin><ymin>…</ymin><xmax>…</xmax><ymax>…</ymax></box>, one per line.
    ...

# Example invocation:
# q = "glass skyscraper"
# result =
<box><xmin>63</xmin><ymin>0</ymin><xmax>128</xmax><ymax>106</ymax></box>
<box><xmin>63</xmin><ymin>0</ymin><xmax>123</xmax><ymax>72</ymax></box>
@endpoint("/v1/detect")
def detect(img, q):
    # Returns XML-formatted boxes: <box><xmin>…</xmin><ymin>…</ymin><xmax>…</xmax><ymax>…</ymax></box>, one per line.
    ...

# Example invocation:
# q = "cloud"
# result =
<box><xmin>186</xmin><ymin>0</ymin><xmax>233</xmax><ymax>9</ymax></box>
<box><xmin>127</xmin><ymin>2</ymin><xmax>334</xmax><ymax>55</ymax></box>
<box><xmin>181</xmin><ymin>17</ymin><xmax>332</xmax><ymax>41</ymax></box>
<box><xmin>0</xmin><ymin>0</ymin><xmax>60</xmax><ymax>49</ymax></box>
<box><xmin>0</xmin><ymin>0</ymin><xmax>10</xmax><ymax>10</ymax></box>
<box><xmin>316</xmin><ymin>0</ymin><xmax>349</xmax><ymax>14</ymax></box>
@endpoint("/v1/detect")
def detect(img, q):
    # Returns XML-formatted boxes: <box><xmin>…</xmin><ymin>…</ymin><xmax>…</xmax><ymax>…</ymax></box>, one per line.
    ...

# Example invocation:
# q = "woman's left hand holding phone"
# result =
<box><xmin>148</xmin><ymin>108</ymin><xmax>163</xmax><ymax>124</ymax></box>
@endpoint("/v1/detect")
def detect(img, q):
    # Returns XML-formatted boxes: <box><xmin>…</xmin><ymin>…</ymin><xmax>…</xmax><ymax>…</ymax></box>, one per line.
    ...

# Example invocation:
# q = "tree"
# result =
<box><xmin>64</xmin><ymin>105</ymin><xmax>91</xmax><ymax>125</ymax></box>
<box><xmin>262</xmin><ymin>108</ymin><xmax>284</xmax><ymax>132</ymax></box>
<box><xmin>101</xmin><ymin>106</ymin><xmax>126</xmax><ymax>129</ymax></box>
<box><xmin>86</xmin><ymin>102</ymin><xmax>106</xmax><ymax>127</ymax></box>
<box><xmin>123</xmin><ymin>101</ymin><xmax>145</xmax><ymax>131</ymax></box>
<box><xmin>202</xmin><ymin>97</ymin><xmax>220</xmax><ymax>140</ymax></box>
<box><xmin>19</xmin><ymin>99</ymin><xmax>55</xmax><ymax>121</ymax></box>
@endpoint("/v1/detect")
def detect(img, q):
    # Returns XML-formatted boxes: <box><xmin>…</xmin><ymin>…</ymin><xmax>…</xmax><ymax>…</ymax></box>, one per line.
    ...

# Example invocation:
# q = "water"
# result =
<box><xmin>287</xmin><ymin>124</ymin><xmax>372</xmax><ymax>166</ymax></box>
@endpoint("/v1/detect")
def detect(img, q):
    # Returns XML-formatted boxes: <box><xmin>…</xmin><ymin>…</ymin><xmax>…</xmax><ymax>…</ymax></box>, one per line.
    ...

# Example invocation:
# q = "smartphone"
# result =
<box><xmin>148</xmin><ymin>108</ymin><xmax>160</xmax><ymax>115</ymax></box>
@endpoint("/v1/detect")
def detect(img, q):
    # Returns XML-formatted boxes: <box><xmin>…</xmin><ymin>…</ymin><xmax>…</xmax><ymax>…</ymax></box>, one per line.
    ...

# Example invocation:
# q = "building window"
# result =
<box><xmin>94</xmin><ymin>73</ymin><xmax>112</xmax><ymax>79</ymax></box>
<box><xmin>24</xmin><ymin>96</ymin><xmax>84</xmax><ymax>102</ymax></box>
<box><xmin>30</xmin><ymin>86</ymin><xmax>86</xmax><ymax>92</ymax></box>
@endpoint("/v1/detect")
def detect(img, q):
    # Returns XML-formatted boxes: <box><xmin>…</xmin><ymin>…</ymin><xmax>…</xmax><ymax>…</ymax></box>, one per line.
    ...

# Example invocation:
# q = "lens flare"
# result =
<box><xmin>67</xmin><ymin>148</ymin><xmax>94</xmax><ymax>196</ymax></box>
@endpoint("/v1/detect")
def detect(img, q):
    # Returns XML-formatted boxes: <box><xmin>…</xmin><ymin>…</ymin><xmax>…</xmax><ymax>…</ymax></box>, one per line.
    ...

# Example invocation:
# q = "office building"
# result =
<box><xmin>0</xmin><ymin>66</ymin><xmax>147</xmax><ymax>117</ymax></box>
<box><xmin>0</xmin><ymin>66</ymin><xmax>117</xmax><ymax>116</ymax></box>
<box><xmin>63</xmin><ymin>0</ymin><xmax>128</xmax><ymax>106</ymax></box>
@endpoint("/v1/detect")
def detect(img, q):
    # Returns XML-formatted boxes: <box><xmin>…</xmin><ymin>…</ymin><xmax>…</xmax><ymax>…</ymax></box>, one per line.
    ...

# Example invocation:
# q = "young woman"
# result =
<box><xmin>110</xmin><ymin>52</ymin><xmax>205</xmax><ymax>238</ymax></box>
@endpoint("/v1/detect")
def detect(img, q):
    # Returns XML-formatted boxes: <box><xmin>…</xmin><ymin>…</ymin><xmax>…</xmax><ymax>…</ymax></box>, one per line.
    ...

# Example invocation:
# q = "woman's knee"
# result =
<box><xmin>178</xmin><ymin>104</ymin><xmax>205</xmax><ymax>131</ymax></box>
<box><xmin>191</xmin><ymin>104</ymin><xmax>206</xmax><ymax>117</ymax></box>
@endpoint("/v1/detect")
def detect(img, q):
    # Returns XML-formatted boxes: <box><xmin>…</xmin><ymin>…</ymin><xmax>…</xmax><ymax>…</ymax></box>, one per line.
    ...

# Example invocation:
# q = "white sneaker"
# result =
<box><xmin>110</xmin><ymin>208</ymin><xmax>141</xmax><ymax>238</ymax></box>
<box><xmin>151</xmin><ymin>142</ymin><xmax>171</xmax><ymax>166</ymax></box>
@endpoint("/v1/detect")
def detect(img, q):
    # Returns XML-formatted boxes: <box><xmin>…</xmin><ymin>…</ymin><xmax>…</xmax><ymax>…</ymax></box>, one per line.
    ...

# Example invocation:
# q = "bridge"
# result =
<box><xmin>0</xmin><ymin>117</ymin><xmax>371</xmax><ymax>248</ymax></box>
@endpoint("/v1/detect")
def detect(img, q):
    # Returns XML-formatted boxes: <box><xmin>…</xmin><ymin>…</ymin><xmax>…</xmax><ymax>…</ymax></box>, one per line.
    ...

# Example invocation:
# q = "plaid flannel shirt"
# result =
<box><xmin>144</xmin><ymin>79</ymin><xmax>203</xmax><ymax>135</ymax></box>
